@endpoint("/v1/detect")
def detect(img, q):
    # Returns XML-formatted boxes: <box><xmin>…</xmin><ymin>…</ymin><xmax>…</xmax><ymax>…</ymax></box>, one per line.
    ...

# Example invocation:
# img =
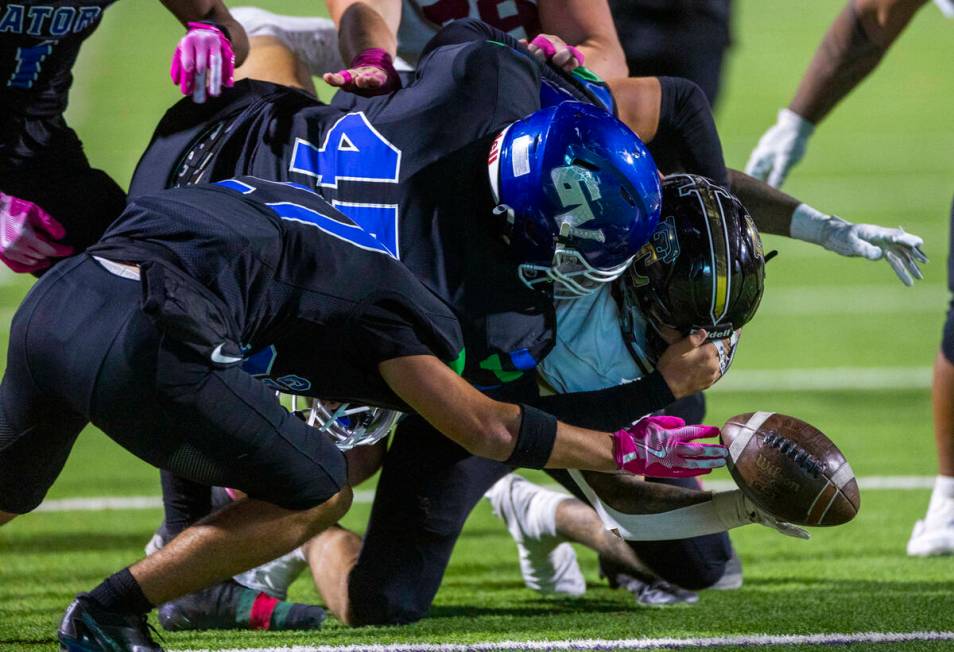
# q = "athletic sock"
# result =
<box><xmin>87</xmin><ymin>568</ymin><xmax>154</xmax><ymax>616</ymax></box>
<box><xmin>161</xmin><ymin>470</ymin><xmax>212</xmax><ymax>537</ymax></box>
<box><xmin>934</xmin><ymin>475</ymin><xmax>954</xmax><ymax>500</ymax></box>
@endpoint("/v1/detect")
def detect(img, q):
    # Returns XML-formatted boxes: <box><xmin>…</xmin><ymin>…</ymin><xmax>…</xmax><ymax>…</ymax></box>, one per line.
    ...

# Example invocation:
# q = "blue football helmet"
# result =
<box><xmin>488</xmin><ymin>101</ymin><xmax>661</xmax><ymax>299</ymax></box>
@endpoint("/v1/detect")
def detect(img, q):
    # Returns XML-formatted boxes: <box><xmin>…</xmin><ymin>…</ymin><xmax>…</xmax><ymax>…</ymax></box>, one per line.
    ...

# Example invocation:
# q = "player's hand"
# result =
<box><xmin>655</xmin><ymin>329</ymin><xmax>727</xmax><ymax>399</ymax></box>
<box><xmin>740</xmin><ymin>493</ymin><xmax>811</xmax><ymax>540</ymax></box>
<box><xmin>792</xmin><ymin>205</ymin><xmax>928</xmax><ymax>286</ymax></box>
<box><xmin>522</xmin><ymin>34</ymin><xmax>584</xmax><ymax>73</ymax></box>
<box><xmin>170</xmin><ymin>22</ymin><xmax>235</xmax><ymax>104</ymax></box>
<box><xmin>323</xmin><ymin>48</ymin><xmax>400</xmax><ymax>96</ymax></box>
<box><xmin>744</xmin><ymin>108</ymin><xmax>815</xmax><ymax>188</ymax></box>
<box><xmin>0</xmin><ymin>193</ymin><xmax>74</xmax><ymax>274</ymax></box>
<box><xmin>613</xmin><ymin>415</ymin><xmax>726</xmax><ymax>478</ymax></box>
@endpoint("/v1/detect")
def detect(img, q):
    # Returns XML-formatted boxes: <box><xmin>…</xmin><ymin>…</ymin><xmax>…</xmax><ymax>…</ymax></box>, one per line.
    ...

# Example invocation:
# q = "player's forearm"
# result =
<box><xmin>728</xmin><ymin>168</ymin><xmax>799</xmax><ymax>236</ymax></box>
<box><xmin>160</xmin><ymin>0</ymin><xmax>249</xmax><ymax>65</ymax></box>
<box><xmin>329</xmin><ymin>0</ymin><xmax>399</xmax><ymax>62</ymax></box>
<box><xmin>527</xmin><ymin>370</ymin><xmax>675</xmax><ymax>431</ymax></box>
<box><xmin>576</xmin><ymin>37</ymin><xmax>628</xmax><ymax>80</ymax></box>
<box><xmin>789</xmin><ymin>0</ymin><xmax>927</xmax><ymax>124</ymax></box>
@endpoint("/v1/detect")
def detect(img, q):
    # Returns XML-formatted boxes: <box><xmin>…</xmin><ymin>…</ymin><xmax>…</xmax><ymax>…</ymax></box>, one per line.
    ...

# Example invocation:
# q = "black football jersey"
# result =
<box><xmin>132</xmin><ymin>36</ymin><xmax>553</xmax><ymax>389</ymax></box>
<box><xmin>88</xmin><ymin>176</ymin><xmax>464</xmax><ymax>410</ymax></box>
<box><xmin>0</xmin><ymin>0</ymin><xmax>117</xmax><ymax>118</ymax></box>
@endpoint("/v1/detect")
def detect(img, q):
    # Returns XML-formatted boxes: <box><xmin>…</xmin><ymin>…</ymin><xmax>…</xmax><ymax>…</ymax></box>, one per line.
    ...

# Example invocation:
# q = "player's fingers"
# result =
<box><xmin>322</xmin><ymin>71</ymin><xmax>345</xmax><ymax>86</ymax></box>
<box><xmin>854</xmin><ymin>240</ymin><xmax>884</xmax><ymax>261</ymax></box>
<box><xmin>744</xmin><ymin>151</ymin><xmax>770</xmax><ymax>180</ymax></box>
<box><xmin>527</xmin><ymin>45</ymin><xmax>548</xmax><ymax>63</ymax></box>
<box><xmin>47</xmin><ymin>241</ymin><xmax>74</xmax><ymax>257</ymax></box>
<box><xmin>884</xmin><ymin>249</ymin><xmax>914</xmax><ymax>286</ymax></box>
<box><xmin>913</xmin><ymin>245</ymin><xmax>929</xmax><ymax>264</ymax></box>
<box><xmin>208</xmin><ymin>51</ymin><xmax>222</xmax><ymax>97</ymax></box>
<box><xmin>778</xmin><ymin>522</ymin><xmax>811</xmax><ymax>540</ymax></box>
<box><xmin>681</xmin><ymin>456</ymin><xmax>726</xmax><ymax>469</ymax></box>
<box><xmin>193</xmin><ymin>41</ymin><xmax>209</xmax><ymax>75</ymax></box>
<box><xmin>192</xmin><ymin>70</ymin><xmax>207</xmax><ymax>104</ymax></box>
<box><xmin>896</xmin><ymin>248</ymin><xmax>924</xmax><ymax>281</ymax></box>
<box><xmin>674</xmin><ymin>443</ymin><xmax>727</xmax><ymax>459</ymax></box>
<box><xmin>566</xmin><ymin>45</ymin><xmax>585</xmax><ymax>66</ymax></box>
<box><xmin>31</xmin><ymin>209</ymin><xmax>66</xmax><ymax>240</ymax></box>
<box><xmin>551</xmin><ymin>48</ymin><xmax>572</xmax><ymax>68</ymax></box>
<box><xmin>673</xmin><ymin>425</ymin><xmax>722</xmax><ymax>442</ymax></box>
<box><xmin>765</xmin><ymin>159</ymin><xmax>788</xmax><ymax>188</ymax></box>
<box><xmin>648</xmin><ymin>415</ymin><xmax>685</xmax><ymax>429</ymax></box>
<box><xmin>688</xmin><ymin>328</ymin><xmax>708</xmax><ymax>347</ymax></box>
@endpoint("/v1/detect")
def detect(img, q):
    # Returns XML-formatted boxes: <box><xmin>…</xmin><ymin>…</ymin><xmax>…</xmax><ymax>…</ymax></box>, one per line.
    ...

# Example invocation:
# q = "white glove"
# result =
<box><xmin>791</xmin><ymin>204</ymin><xmax>928</xmax><ymax>286</ymax></box>
<box><xmin>713</xmin><ymin>490</ymin><xmax>810</xmax><ymax>540</ymax></box>
<box><xmin>744</xmin><ymin>108</ymin><xmax>815</xmax><ymax>188</ymax></box>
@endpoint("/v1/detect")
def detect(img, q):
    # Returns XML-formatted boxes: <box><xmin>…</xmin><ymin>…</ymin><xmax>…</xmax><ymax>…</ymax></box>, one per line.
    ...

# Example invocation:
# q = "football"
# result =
<box><xmin>721</xmin><ymin>412</ymin><xmax>860</xmax><ymax>526</ymax></box>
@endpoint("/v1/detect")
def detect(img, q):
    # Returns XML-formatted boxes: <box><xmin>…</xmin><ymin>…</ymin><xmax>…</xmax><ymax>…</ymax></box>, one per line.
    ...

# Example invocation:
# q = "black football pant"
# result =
<box><xmin>0</xmin><ymin>255</ymin><xmax>346</xmax><ymax>515</ymax></box>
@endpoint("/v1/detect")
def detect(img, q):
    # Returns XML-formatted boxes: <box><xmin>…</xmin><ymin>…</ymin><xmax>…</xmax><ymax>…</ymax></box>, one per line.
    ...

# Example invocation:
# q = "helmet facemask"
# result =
<box><xmin>288</xmin><ymin>395</ymin><xmax>401</xmax><ymax>451</ymax></box>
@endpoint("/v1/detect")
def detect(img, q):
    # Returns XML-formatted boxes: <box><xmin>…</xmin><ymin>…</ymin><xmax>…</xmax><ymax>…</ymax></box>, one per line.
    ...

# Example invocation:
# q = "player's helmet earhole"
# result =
<box><xmin>571</xmin><ymin>158</ymin><xmax>600</xmax><ymax>172</ymax></box>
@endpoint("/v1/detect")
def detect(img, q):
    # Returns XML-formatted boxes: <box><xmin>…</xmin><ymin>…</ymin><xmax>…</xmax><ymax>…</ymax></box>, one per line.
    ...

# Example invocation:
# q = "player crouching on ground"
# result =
<box><xmin>486</xmin><ymin>174</ymin><xmax>767</xmax><ymax>605</ymax></box>
<box><xmin>0</xmin><ymin>170</ymin><xmax>728</xmax><ymax>651</ymax></box>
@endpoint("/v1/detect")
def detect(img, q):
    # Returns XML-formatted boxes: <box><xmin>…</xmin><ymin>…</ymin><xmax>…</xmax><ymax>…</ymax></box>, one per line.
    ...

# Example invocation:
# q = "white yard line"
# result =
<box><xmin>176</xmin><ymin>630</ymin><xmax>954</xmax><ymax>651</ymax></box>
<box><xmin>711</xmin><ymin>366</ymin><xmax>931</xmax><ymax>392</ymax></box>
<box><xmin>34</xmin><ymin>476</ymin><xmax>936</xmax><ymax>513</ymax></box>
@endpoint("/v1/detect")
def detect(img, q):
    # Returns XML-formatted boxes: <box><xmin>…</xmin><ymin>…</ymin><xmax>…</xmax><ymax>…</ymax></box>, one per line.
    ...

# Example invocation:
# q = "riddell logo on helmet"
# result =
<box><xmin>487</xmin><ymin>132</ymin><xmax>503</xmax><ymax>166</ymax></box>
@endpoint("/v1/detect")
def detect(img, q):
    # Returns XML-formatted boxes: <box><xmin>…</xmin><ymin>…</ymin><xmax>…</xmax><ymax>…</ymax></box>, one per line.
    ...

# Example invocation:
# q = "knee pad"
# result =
<box><xmin>942</xmin><ymin>302</ymin><xmax>954</xmax><ymax>365</ymax></box>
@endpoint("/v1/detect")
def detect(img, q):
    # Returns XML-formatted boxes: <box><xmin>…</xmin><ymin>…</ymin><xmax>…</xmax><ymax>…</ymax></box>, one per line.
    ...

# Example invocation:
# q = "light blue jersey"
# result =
<box><xmin>539</xmin><ymin>285</ymin><xmax>651</xmax><ymax>393</ymax></box>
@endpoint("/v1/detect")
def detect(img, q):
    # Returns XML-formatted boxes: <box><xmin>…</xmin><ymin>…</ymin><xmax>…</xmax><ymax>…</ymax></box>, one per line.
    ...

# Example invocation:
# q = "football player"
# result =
<box><xmin>742</xmin><ymin>0</ymin><xmax>948</xmax><ymax>555</ymax></box>
<box><xmin>0</xmin><ymin>174</ymin><xmax>721</xmax><ymax>651</ymax></box>
<box><xmin>486</xmin><ymin>174</ymin><xmax>765</xmax><ymax>605</ymax></box>
<box><xmin>0</xmin><ymin>0</ymin><xmax>249</xmax><ymax>275</ymax></box>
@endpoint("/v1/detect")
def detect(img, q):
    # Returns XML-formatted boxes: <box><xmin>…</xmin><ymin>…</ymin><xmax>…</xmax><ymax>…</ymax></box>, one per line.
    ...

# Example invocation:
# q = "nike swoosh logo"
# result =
<box><xmin>211</xmin><ymin>343</ymin><xmax>243</xmax><ymax>364</ymax></box>
<box><xmin>623</xmin><ymin>443</ymin><xmax>668</xmax><ymax>463</ymax></box>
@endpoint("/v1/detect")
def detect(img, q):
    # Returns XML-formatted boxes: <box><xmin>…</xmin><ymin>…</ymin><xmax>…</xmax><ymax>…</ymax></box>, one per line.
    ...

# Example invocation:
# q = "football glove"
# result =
<box><xmin>171</xmin><ymin>22</ymin><xmax>235</xmax><ymax>103</ymax></box>
<box><xmin>744</xmin><ymin>108</ymin><xmax>815</xmax><ymax>188</ymax></box>
<box><xmin>526</xmin><ymin>34</ymin><xmax>584</xmax><ymax>72</ymax></box>
<box><xmin>0</xmin><ymin>192</ymin><xmax>73</xmax><ymax>273</ymax></box>
<box><xmin>791</xmin><ymin>203</ymin><xmax>928</xmax><ymax>286</ymax></box>
<box><xmin>614</xmin><ymin>415</ymin><xmax>726</xmax><ymax>478</ymax></box>
<box><xmin>323</xmin><ymin>48</ymin><xmax>400</xmax><ymax>96</ymax></box>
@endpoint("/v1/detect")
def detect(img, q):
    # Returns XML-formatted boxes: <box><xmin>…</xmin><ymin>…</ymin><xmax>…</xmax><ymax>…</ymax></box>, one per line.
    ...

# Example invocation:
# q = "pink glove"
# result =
<box><xmin>0</xmin><ymin>193</ymin><xmax>74</xmax><ymax>273</ymax></box>
<box><xmin>528</xmin><ymin>34</ymin><xmax>584</xmax><ymax>71</ymax></box>
<box><xmin>170</xmin><ymin>22</ymin><xmax>235</xmax><ymax>104</ymax></box>
<box><xmin>323</xmin><ymin>48</ymin><xmax>400</xmax><ymax>97</ymax></box>
<box><xmin>613</xmin><ymin>415</ymin><xmax>726</xmax><ymax>478</ymax></box>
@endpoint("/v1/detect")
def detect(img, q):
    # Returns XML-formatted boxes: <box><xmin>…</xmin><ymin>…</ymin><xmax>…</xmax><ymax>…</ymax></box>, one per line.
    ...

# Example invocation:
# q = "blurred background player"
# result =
<box><xmin>0</xmin><ymin>0</ymin><xmax>249</xmax><ymax>275</ymax></box>
<box><xmin>608</xmin><ymin>0</ymin><xmax>732</xmax><ymax>107</ymax></box>
<box><xmin>742</xmin><ymin>0</ymin><xmax>948</xmax><ymax>555</ymax></box>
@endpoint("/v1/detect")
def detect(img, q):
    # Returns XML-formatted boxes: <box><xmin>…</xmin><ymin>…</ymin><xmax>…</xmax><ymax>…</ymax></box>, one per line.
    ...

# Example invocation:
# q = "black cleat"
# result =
<box><xmin>158</xmin><ymin>579</ymin><xmax>324</xmax><ymax>631</ymax></box>
<box><xmin>58</xmin><ymin>595</ymin><xmax>162</xmax><ymax>652</ymax></box>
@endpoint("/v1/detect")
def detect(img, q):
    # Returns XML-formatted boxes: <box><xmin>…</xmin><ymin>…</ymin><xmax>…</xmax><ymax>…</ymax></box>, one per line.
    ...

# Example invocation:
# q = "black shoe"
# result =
<box><xmin>158</xmin><ymin>580</ymin><xmax>325</xmax><ymax>631</ymax></box>
<box><xmin>59</xmin><ymin>595</ymin><xmax>162</xmax><ymax>652</ymax></box>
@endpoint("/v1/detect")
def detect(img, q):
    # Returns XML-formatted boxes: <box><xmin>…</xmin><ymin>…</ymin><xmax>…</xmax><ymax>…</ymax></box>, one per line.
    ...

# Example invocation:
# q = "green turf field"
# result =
<box><xmin>2</xmin><ymin>1</ymin><xmax>954</xmax><ymax>650</ymax></box>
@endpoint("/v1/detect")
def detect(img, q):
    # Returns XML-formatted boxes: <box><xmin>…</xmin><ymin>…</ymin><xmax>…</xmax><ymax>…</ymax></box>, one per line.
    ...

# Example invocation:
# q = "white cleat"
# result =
<box><xmin>907</xmin><ymin>495</ymin><xmax>954</xmax><ymax>556</ymax></box>
<box><xmin>485</xmin><ymin>474</ymin><xmax>586</xmax><ymax>596</ymax></box>
<box><xmin>230</xmin><ymin>7</ymin><xmax>344</xmax><ymax>75</ymax></box>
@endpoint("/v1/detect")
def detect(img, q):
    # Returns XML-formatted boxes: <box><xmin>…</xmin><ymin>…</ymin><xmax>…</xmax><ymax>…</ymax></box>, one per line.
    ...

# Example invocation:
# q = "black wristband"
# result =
<box><xmin>505</xmin><ymin>404</ymin><xmax>558</xmax><ymax>469</ymax></box>
<box><xmin>195</xmin><ymin>19</ymin><xmax>232</xmax><ymax>44</ymax></box>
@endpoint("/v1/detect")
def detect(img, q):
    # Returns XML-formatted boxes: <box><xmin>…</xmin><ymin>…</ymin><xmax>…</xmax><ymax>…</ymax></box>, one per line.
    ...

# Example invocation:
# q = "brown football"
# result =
<box><xmin>721</xmin><ymin>412</ymin><xmax>860</xmax><ymax>526</ymax></box>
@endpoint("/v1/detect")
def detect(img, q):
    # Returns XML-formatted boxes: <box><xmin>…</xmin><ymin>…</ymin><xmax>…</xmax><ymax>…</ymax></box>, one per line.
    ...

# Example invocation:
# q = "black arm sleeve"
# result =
<box><xmin>649</xmin><ymin>76</ymin><xmax>728</xmax><ymax>187</ymax></box>
<box><xmin>525</xmin><ymin>370</ymin><xmax>675</xmax><ymax>431</ymax></box>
